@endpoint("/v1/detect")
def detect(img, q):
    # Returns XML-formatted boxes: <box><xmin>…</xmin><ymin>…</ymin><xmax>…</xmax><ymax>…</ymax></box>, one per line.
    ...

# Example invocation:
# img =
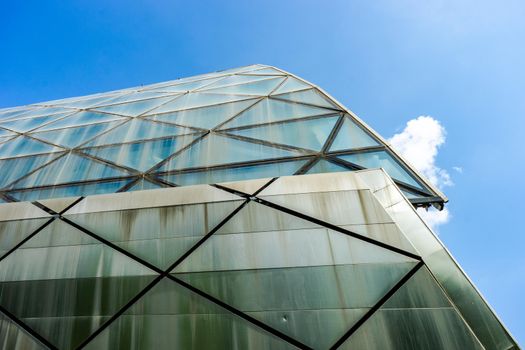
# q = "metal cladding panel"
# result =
<box><xmin>0</xmin><ymin>170</ymin><xmax>516</xmax><ymax>349</ymax></box>
<box><xmin>0</xmin><ymin>64</ymin><xmax>445</xmax><ymax>208</ymax></box>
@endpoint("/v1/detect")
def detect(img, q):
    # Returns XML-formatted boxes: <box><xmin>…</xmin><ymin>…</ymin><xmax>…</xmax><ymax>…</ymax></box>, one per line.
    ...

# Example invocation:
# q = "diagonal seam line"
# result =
<box><xmin>212</xmin><ymin>97</ymin><xmax>265</xmax><ymax>131</ymax></box>
<box><xmin>0</xmin><ymin>305</ymin><xmax>58</xmax><ymax>350</ymax></box>
<box><xmin>59</xmin><ymin>196</ymin><xmax>85</xmax><ymax>215</ymax></box>
<box><xmin>144</xmin><ymin>131</ymin><xmax>210</xmax><ymax>174</ymax></box>
<box><xmin>76</xmin><ymin>197</ymin><xmax>305</xmax><ymax>349</ymax></box>
<box><xmin>68</xmin><ymin>198</ymin><xmax>251</xmax><ymax>348</ymax></box>
<box><xmin>211</xmin><ymin>183</ymin><xmax>250</xmax><ymax>198</ymax></box>
<box><xmin>321</xmin><ymin>114</ymin><xmax>345</xmax><ymax>153</ymax></box>
<box><xmin>211</xmin><ymin>177</ymin><xmax>278</xmax><ymax>198</ymax></box>
<box><xmin>0</xmin><ymin>217</ymin><xmax>55</xmax><ymax>263</ymax></box>
<box><xmin>253</xmin><ymin>177</ymin><xmax>279</xmax><ymax>196</ymax></box>
<box><xmin>269</xmin><ymin>95</ymin><xmax>343</xmax><ymax>113</ymax></box>
<box><xmin>329</xmin><ymin>261</ymin><xmax>425</xmax><ymax>350</ymax></box>
<box><xmin>74</xmin><ymin>274</ymin><xmax>165</xmax><ymax>350</ymax></box>
<box><xmin>253</xmin><ymin>196</ymin><xmax>421</xmax><ymax>261</ymax></box>
<box><xmin>216</xmin><ymin>130</ymin><xmax>316</xmax><ymax>155</ymax></box>
<box><xmin>168</xmin><ymin>274</ymin><xmax>313</xmax><ymax>350</ymax></box>
<box><xmin>59</xmin><ymin>217</ymin><xmax>163</xmax><ymax>274</ymax></box>
<box><xmin>423</xmin><ymin>270</ymin><xmax>488</xmax><ymax>348</ymax></box>
<box><xmin>163</xmin><ymin>198</ymin><xmax>250</xmax><ymax>273</ymax></box>
<box><xmin>31</xmin><ymin>201</ymin><xmax>58</xmax><ymax>215</ymax></box>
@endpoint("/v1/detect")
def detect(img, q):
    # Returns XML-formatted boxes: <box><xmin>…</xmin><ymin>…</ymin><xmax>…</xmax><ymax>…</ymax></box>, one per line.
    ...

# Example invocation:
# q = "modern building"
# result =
<box><xmin>0</xmin><ymin>65</ymin><xmax>518</xmax><ymax>349</ymax></box>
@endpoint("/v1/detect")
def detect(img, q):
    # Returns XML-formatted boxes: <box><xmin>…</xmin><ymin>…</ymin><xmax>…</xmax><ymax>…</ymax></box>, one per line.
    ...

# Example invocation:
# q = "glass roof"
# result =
<box><xmin>0</xmin><ymin>64</ymin><xmax>446</xmax><ymax>206</ymax></box>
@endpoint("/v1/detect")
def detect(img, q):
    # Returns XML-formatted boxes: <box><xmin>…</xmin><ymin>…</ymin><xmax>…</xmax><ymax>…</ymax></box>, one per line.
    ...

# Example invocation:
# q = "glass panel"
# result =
<box><xmin>29</xmin><ymin>121</ymin><xmax>122</xmax><ymax>148</ymax></box>
<box><xmin>95</xmin><ymin>91</ymin><xmax>176</xmax><ymax>106</ymax></box>
<box><xmin>220</xmin><ymin>98</ymin><xmax>334</xmax><ymax>129</ymax></box>
<box><xmin>91</xmin><ymin>96</ymin><xmax>176</xmax><ymax>117</ymax></box>
<box><xmin>160</xmin><ymin>159</ymin><xmax>308</xmax><ymax>186</ymax></box>
<box><xmin>65</xmin><ymin>199</ymin><xmax>244</xmax><ymax>269</ymax></box>
<box><xmin>84</xmin><ymin>278</ymin><xmax>294</xmax><ymax>350</ymax></box>
<box><xmin>11</xmin><ymin>153</ymin><xmax>130</xmax><ymax>189</ymax></box>
<box><xmin>146</xmin><ymin>93</ymin><xmax>254</xmax><ymax>115</ymax></box>
<box><xmin>82</xmin><ymin>119</ymin><xmax>193</xmax><ymax>147</ymax></box>
<box><xmin>400</xmin><ymin>188</ymin><xmax>420</xmax><ymax>199</ymax></box>
<box><xmin>126</xmin><ymin>178</ymin><xmax>164</xmax><ymax>192</ymax></box>
<box><xmin>220</xmin><ymin>64</ymin><xmax>269</xmax><ymax>74</ymax></box>
<box><xmin>226</xmin><ymin>115</ymin><xmax>338</xmax><ymax>151</ymax></box>
<box><xmin>196</xmin><ymin>74</ymin><xmax>275</xmax><ymax>90</ymax></box>
<box><xmin>146</xmin><ymin>99</ymin><xmax>258</xmax><ymax>130</ymax></box>
<box><xmin>0</xmin><ymin>220</ymin><xmax>157</xmax><ymax>349</ymax></box>
<box><xmin>0</xmin><ymin>136</ymin><xmax>63</xmax><ymax>159</ymax></box>
<box><xmin>0</xmin><ymin>113</ymin><xmax>71</xmax><ymax>133</ymax></box>
<box><xmin>0</xmin><ymin>312</ymin><xmax>45</xmax><ymax>350</ymax></box>
<box><xmin>146</xmin><ymin>76</ymin><xmax>226</xmax><ymax>93</ymax></box>
<box><xmin>159</xmin><ymin>134</ymin><xmax>299</xmax><ymax>171</ymax></box>
<box><xmin>307</xmin><ymin>158</ymin><xmax>349</xmax><ymax>174</ymax></box>
<box><xmin>173</xmin><ymin>201</ymin><xmax>417</xmax><ymax>349</ymax></box>
<box><xmin>271</xmin><ymin>76</ymin><xmax>311</xmax><ymax>95</ymax></box>
<box><xmin>199</xmin><ymin>77</ymin><xmax>286</xmax><ymax>95</ymax></box>
<box><xmin>0</xmin><ymin>217</ymin><xmax>51</xmax><ymax>257</ymax></box>
<box><xmin>0</xmin><ymin>128</ymin><xmax>14</xmax><ymax>137</ymax></box>
<box><xmin>338</xmin><ymin>151</ymin><xmax>424</xmax><ymax>189</ymax></box>
<box><xmin>273</xmin><ymin>89</ymin><xmax>339</xmax><ymax>109</ymax></box>
<box><xmin>3</xmin><ymin>107</ymin><xmax>73</xmax><ymax>120</ymax></box>
<box><xmin>0</xmin><ymin>153</ymin><xmax>61</xmax><ymax>188</ymax></box>
<box><xmin>259</xmin><ymin>190</ymin><xmax>417</xmax><ymax>254</ymax></box>
<box><xmin>339</xmin><ymin>267</ymin><xmax>484</xmax><ymax>350</ymax></box>
<box><xmin>0</xmin><ymin>107</ymin><xmax>34</xmax><ymax>121</ymax></box>
<box><xmin>83</xmin><ymin>133</ymin><xmax>202</xmax><ymax>172</ymax></box>
<box><xmin>55</xmin><ymin>94</ymin><xmax>125</xmax><ymax>109</ymax></box>
<box><xmin>242</xmin><ymin>67</ymin><xmax>286</xmax><ymax>75</ymax></box>
<box><xmin>35</xmin><ymin>111</ymin><xmax>125</xmax><ymax>132</ymax></box>
<box><xmin>8</xmin><ymin>179</ymin><xmax>131</xmax><ymax>202</ymax></box>
<box><xmin>0</xmin><ymin>135</ymin><xmax>15</xmax><ymax>144</ymax></box>
<box><xmin>329</xmin><ymin>117</ymin><xmax>381</xmax><ymax>151</ymax></box>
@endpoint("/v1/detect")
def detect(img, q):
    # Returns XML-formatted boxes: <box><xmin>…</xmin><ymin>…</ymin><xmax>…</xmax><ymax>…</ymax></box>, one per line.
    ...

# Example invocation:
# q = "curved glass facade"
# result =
<box><xmin>0</xmin><ymin>65</ymin><xmax>445</xmax><ymax>207</ymax></box>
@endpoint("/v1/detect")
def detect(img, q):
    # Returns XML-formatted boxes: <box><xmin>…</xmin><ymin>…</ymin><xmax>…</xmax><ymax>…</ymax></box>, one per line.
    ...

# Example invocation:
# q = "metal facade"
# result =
<box><xmin>0</xmin><ymin>171</ymin><xmax>517</xmax><ymax>349</ymax></box>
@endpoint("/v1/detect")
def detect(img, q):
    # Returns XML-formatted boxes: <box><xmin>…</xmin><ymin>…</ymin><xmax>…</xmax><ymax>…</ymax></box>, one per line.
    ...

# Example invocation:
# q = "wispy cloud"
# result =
<box><xmin>389</xmin><ymin>116</ymin><xmax>453</xmax><ymax>231</ymax></box>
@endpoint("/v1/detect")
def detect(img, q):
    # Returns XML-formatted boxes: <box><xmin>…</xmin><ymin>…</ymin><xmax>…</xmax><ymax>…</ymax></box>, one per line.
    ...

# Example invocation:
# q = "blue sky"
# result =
<box><xmin>2</xmin><ymin>0</ymin><xmax>524</xmax><ymax>344</ymax></box>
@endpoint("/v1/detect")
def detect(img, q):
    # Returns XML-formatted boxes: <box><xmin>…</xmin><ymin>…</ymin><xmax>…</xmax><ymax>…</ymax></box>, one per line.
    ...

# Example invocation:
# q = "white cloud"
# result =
<box><xmin>390</xmin><ymin>116</ymin><xmax>452</xmax><ymax>188</ymax></box>
<box><xmin>453</xmin><ymin>166</ymin><xmax>463</xmax><ymax>173</ymax></box>
<box><xmin>417</xmin><ymin>207</ymin><xmax>450</xmax><ymax>232</ymax></box>
<box><xmin>389</xmin><ymin>116</ymin><xmax>453</xmax><ymax>230</ymax></box>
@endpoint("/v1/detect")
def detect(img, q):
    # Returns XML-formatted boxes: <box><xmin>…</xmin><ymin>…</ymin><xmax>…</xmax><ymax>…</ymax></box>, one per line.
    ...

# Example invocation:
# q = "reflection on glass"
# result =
<box><xmin>273</xmin><ymin>88</ymin><xmax>338</xmax><ymax>109</ymax></box>
<box><xmin>9</xmin><ymin>179</ymin><xmax>131</xmax><ymax>202</ymax></box>
<box><xmin>227</xmin><ymin>115</ymin><xmax>338</xmax><ymax>151</ymax></box>
<box><xmin>329</xmin><ymin>117</ymin><xmax>380</xmax><ymax>151</ymax></box>
<box><xmin>160</xmin><ymin>134</ymin><xmax>299</xmax><ymax>171</ymax></box>
<box><xmin>11</xmin><ymin>153</ymin><xmax>130</xmax><ymax>189</ymax></box>
<box><xmin>338</xmin><ymin>151</ymin><xmax>424</xmax><ymax>190</ymax></box>
<box><xmin>161</xmin><ymin>160</ymin><xmax>307</xmax><ymax>186</ymax></box>
<box><xmin>221</xmin><ymin>98</ymin><xmax>334</xmax><ymax>129</ymax></box>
